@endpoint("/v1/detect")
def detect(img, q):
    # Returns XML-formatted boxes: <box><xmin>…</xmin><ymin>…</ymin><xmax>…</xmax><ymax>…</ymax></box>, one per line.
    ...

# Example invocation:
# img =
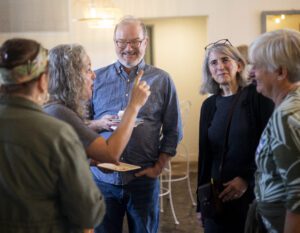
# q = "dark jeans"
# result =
<box><xmin>94</xmin><ymin>177</ymin><xmax>160</xmax><ymax>233</ymax></box>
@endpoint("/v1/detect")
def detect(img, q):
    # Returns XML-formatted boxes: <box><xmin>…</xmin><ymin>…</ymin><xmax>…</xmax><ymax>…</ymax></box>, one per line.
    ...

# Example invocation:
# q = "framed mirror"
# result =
<box><xmin>261</xmin><ymin>10</ymin><xmax>300</xmax><ymax>33</ymax></box>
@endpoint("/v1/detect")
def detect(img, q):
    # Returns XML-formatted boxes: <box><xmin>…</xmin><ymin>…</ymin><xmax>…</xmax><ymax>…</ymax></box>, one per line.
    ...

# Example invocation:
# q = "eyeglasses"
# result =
<box><xmin>204</xmin><ymin>39</ymin><xmax>232</xmax><ymax>51</ymax></box>
<box><xmin>115</xmin><ymin>38</ymin><xmax>145</xmax><ymax>49</ymax></box>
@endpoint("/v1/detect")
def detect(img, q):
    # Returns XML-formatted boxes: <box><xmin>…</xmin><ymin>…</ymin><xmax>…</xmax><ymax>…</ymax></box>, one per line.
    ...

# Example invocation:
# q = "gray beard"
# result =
<box><xmin>118</xmin><ymin>58</ymin><xmax>143</xmax><ymax>69</ymax></box>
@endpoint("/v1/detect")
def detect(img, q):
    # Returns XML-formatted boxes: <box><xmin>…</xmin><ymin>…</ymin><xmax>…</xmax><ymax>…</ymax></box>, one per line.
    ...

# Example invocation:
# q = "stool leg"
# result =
<box><xmin>160</xmin><ymin>174</ymin><xmax>164</xmax><ymax>212</ymax></box>
<box><xmin>182</xmin><ymin>143</ymin><xmax>196</xmax><ymax>206</ymax></box>
<box><xmin>167</xmin><ymin>161</ymin><xmax>179</xmax><ymax>224</ymax></box>
<box><xmin>159</xmin><ymin>162</ymin><xmax>179</xmax><ymax>224</ymax></box>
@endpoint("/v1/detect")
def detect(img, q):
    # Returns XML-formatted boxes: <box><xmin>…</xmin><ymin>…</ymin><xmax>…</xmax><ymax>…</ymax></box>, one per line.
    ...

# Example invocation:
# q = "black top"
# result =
<box><xmin>208</xmin><ymin>94</ymin><xmax>236</xmax><ymax>179</ymax></box>
<box><xmin>197</xmin><ymin>84</ymin><xmax>274</xmax><ymax>210</ymax></box>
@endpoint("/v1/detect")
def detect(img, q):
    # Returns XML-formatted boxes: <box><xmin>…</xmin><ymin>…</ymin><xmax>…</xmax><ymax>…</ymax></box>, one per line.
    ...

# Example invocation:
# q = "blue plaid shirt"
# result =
<box><xmin>90</xmin><ymin>60</ymin><xmax>182</xmax><ymax>185</ymax></box>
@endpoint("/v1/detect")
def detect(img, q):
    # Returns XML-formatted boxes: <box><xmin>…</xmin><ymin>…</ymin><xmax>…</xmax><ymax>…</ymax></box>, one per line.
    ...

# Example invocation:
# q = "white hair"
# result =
<box><xmin>249</xmin><ymin>29</ymin><xmax>300</xmax><ymax>83</ymax></box>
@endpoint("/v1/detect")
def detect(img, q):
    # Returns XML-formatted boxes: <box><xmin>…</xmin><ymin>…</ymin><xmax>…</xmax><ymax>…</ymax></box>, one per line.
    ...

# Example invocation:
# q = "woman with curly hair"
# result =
<box><xmin>44</xmin><ymin>44</ymin><xmax>150</xmax><ymax>164</ymax></box>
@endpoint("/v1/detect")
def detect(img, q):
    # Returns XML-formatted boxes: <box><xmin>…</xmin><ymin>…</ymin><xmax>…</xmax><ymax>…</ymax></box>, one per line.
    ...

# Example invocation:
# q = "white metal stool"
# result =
<box><xmin>172</xmin><ymin>140</ymin><xmax>196</xmax><ymax>206</ymax></box>
<box><xmin>159</xmin><ymin>100</ymin><xmax>196</xmax><ymax>225</ymax></box>
<box><xmin>159</xmin><ymin>160</ymin><xmax>179</xmax><ymax>224</ymax></box>
<box><xmin>171</xmin><ymin>100</ymin><xmax>196</xmax><ymax>206</ymax></box>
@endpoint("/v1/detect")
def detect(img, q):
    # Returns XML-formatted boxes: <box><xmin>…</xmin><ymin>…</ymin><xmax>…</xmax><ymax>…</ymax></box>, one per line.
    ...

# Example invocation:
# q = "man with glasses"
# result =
<box><xmin>91</xmin><ymin>16</ymin><xmax>182</xmax><ymax>233</ymax></box>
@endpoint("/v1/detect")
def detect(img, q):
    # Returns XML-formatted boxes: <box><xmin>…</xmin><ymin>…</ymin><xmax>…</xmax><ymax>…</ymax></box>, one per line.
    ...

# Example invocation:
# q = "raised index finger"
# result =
<box><xmin>134</xmin><ymin>70</ymin><xmax>144</xmax><ymax>87</ymax></box>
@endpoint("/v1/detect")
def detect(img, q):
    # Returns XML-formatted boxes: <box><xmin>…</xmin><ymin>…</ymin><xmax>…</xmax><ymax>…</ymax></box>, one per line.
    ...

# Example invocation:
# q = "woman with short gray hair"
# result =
<box><xmin>245</xmin><ymin>29</ymin><xmax>300</xmax><ymax>233</ymax></box>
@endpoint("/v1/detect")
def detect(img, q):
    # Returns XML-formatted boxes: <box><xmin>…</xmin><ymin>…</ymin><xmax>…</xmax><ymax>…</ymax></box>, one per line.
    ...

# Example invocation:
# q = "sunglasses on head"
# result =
<box><xmin>204</xmin><ymin>39</ymin><xmax>233</xmax><ymax>50</ymax></box>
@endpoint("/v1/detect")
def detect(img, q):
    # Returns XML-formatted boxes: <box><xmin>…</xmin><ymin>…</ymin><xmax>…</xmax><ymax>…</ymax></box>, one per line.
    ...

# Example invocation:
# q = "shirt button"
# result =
<box><xmin>125</xmin><ymin>93</ymin><xmax>128</xmax><ymax>97</ymax></box>
<box><xmin>127</xmin><ymin>79</ymin><xmax>130</xmax><ymax>83</ymax></box>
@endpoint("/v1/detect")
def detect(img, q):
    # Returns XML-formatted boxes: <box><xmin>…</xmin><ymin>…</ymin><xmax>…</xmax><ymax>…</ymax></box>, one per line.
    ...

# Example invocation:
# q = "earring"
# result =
<box><xmin>277</xmin><ymin>76</ymin><xmax>284</xmax><ymax>81</ymax></box>
<box><xmin>43</xmin><ymin>92</ymin><xmax>50</xmax><ymax>103</ymax></box>
<box><xmin>37</xmin><ymin>92</ymin><xmax>49</xmax><ymax>105</ymax></box>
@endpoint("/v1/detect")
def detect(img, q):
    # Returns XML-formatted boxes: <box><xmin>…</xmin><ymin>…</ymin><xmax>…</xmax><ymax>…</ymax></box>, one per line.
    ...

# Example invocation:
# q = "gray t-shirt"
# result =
<box><xmin>44</xmin><ymin>102</ymin><xmax>99</xmax><ymax>149</ymax></box>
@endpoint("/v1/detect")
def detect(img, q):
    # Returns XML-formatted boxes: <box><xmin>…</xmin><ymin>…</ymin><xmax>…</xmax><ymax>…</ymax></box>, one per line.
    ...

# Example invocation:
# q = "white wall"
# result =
<box><xmin>142</xmin><ymin>17</ymin><xmax>207</xmax><ymax>161</ymax></box>
<box><xmin>116</xmin><ymin>0</ymin><xmax>300</xmax><ymax>44</ymax></box>
<box><xmin>2</xmin><ymin>0</ymin><xmax>299</xmax><ymax>67</ymax></box>
<box><xmin>72</xmin><ymin>0</ymin><xmax>300</xmax><ymax>68</ymax></box>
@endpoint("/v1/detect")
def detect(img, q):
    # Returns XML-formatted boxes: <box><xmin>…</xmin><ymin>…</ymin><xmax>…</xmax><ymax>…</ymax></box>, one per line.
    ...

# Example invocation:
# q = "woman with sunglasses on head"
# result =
<box><xmin>0</xmin><ymin>38</ymin><xmax>104</xmax><ymax>233</ymax></box>
<box><xmin>196</xmin><ymin>39</ymin><xmax>274</xmax><ymax>233</ymax></box>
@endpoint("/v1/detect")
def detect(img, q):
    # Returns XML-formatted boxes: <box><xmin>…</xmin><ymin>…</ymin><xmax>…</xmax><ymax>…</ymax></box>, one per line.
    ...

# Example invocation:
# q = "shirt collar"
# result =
<box><xmin>0</xmin><ymin>95</ymin><xmax>43</xmax><ymax>113</ymax></box>
<box><xmin>114</xmin><ymin>60</ymin><xmax>146</xmax><ymax>75</ymax></box>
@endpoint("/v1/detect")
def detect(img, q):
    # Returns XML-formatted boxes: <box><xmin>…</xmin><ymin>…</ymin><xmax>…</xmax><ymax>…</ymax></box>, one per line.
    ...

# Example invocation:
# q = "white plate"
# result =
<box><xmin>97</xmin><ymin>162</ymin><xmax>141</xmax><ymax>172</ymax></box>
<box><xmin>110</xmin><ymin>118</ymin><xmax>144</xmax><ymax>130</ymax></box>
<box><xmin>111</xmin><ymin>118</ymin><xmax>144</xmax><ymax>123</ymax></box>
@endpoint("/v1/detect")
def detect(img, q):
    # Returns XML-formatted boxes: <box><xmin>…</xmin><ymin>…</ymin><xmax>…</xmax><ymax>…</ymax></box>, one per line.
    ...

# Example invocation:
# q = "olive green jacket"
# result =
<box><xmin>0</xmin><ymin>96</ymin><xmax>105</xmax><ymax>233</ymax></box>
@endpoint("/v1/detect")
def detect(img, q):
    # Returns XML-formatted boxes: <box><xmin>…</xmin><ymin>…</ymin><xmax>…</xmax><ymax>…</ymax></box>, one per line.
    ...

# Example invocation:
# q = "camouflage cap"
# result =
<box><xmin>0</xmin><ymin>46</ymin><xmax>48</xmax><ymax>85</ymax></box>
